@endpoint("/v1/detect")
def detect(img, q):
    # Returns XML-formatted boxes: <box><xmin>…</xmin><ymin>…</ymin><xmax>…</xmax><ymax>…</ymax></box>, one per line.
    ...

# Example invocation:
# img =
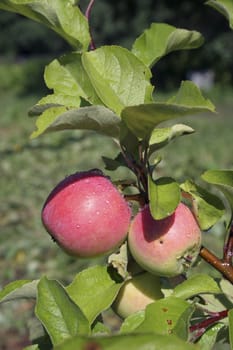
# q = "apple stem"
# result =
<box><xmin>199</xmin><ymin>244</ymin><xmax>233</xmax><ymax>284</ymax></box>
<box><xmin>85</xmin><ymin>0</ymin><xmax>96</xmax><ymax>50</ymax></box>
<box><xmin>124</xmin><ymin>193</ymin><xmax>146</xmax><ymax>207</ymax></box>
<box><xmin>189</xmin><ymin>309</ymin><xmax>228</xmax><ymax>342</ymax></box>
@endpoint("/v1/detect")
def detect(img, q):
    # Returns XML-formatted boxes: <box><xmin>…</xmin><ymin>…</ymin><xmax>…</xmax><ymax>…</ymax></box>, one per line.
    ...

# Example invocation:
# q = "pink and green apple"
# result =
<box><xmin>41</xmin><ymin>170</ymin><xmax>131</xmax><ymax>258</ymax></box>
<box><xmin>128</xmin><ymin>203</ymin><xmax>201</xmax><ymax>277</ymax></box>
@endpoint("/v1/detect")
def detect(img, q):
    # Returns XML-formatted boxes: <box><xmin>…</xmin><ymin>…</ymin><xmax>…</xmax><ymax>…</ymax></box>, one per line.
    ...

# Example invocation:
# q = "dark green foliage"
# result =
<box><xmin>1</xmin><ymin>0</ymin><xmax>233</xmax><ymax>89</ymax></box>
<box><xmin>0</xmin><ymin>12</ymin><xmax>69</xmax><ymax>57</ymax></box>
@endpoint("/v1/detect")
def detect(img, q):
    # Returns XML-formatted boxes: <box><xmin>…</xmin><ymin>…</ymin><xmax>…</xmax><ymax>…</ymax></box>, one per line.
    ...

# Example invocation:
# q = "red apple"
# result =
<box><xmin>41</xmin><ymin>170</ymin><xmax>131</xmax><ymax>257</ymax></box>
<box><xmin>128</xmin><ymin>203</ymin><xmax>201</xmax><ymax>277</ymax></box>
<box><xmin>113</xmin><ymin>272</ymin><xmax>163</xmax><ymax>318</ymax></box>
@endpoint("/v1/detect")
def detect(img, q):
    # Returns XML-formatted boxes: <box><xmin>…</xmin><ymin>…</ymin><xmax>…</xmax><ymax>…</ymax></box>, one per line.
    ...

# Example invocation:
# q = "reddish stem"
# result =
<box><xmin>85</xmin><ymin>0</ymin><xmax>96</xmax><ymax>50</ymax></box>
<box><xmin>189</xmin><ymin>310</ymin><xmax>228</xmax><ymax>341</ymax></box>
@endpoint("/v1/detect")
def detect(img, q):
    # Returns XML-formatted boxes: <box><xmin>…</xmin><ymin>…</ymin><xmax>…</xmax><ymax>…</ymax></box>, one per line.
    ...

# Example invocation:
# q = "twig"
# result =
<box><xmin>199</xmin><ymin>245</ymin><xmax>233</xmax><ymax>284</ymax></box>
<box><xmin>189</xmin><ymin>310</ymin><xmax>228</xmax><ymax>342</ymax></box>
<box><xmin>120</xmin><ymin>144</ymin><xmax>147</xmax><ymax>200</ymax></box>
<box><xmin>85</xmin><ymin>0</ymin><xmax>96</xmax><ymax>50</ymax></box>
<box><xmin>223</xmin><ymin>224</ymin><xmax>233</xmax><ymax>264</ymax></box>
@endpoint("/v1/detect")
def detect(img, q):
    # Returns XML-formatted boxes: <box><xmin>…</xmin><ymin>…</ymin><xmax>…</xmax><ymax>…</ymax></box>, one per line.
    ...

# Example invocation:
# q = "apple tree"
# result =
<box><xmin>0</xmin><ymin>1</ymin><xmax>233</xmax><ymax>349</ymax></box>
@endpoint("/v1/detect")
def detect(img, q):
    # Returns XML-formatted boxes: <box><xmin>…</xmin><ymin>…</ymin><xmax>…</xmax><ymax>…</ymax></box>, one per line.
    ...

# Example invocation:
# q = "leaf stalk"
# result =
<box><xmin>85</xmin><ymin>0</ymin><xmax>96</xmax><ymax>50</ymax></box>
<box><xmin>189</xmin><ymin>309</ymin><xmax>228</xmax><ymax>342</ymax></box>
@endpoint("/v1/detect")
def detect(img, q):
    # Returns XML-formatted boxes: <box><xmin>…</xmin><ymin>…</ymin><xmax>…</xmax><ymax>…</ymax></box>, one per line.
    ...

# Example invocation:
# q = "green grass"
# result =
<box><xmin>0</xmin><ymin>70</ymin><xmax>232</xmax><ymax>347</ymax></box>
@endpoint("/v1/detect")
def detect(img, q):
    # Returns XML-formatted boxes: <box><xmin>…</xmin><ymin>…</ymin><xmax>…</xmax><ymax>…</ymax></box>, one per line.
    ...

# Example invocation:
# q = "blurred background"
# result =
<box><xmin>0</xmin><ymin>0</ymin><xmax>233</xmax><ymax>348</ymax></box>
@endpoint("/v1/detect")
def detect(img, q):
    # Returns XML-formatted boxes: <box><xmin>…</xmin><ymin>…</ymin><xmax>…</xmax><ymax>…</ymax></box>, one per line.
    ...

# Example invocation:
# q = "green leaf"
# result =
<box><xmin>0</xmin><ymin>280</ymin><xmax>38</xmax><ymax>303</ymax></box>
<box><xmin>35</xmin><ymin>276</ymin><xmax>89</xmax><ymax>346</ymax></box>
<box><xmin>44</xmin><ymin>53</ymin><xmax>102</xmax><ymax>106</ymax></box>
<box><xmin>132</xmin><ymin>23</ymin><xmax>204</xmax><ymax>67</ymax></box>
<box><xmin>135</xmin><ymin>296</ymin><xmax>192</xmax><ymax>338</ymax></box>
<box><xmin>148</xmin><ymin>175</ymin><xmax>181</xmax><ymax>220</ymax></box>
<box><xmin>30</xmin><ymin>105</ymin><xmax>121</xmax><ymax>139</ymax></box>
<box><xmin>122</xmin><ymin>81</ymin><xmax>215</xmax><ymax>139</ymax></box>
<box><xmin>102</xmin><ymin>153</ymin><xmax>127</xmax><ymax>171</ymax></box>
<box><xmin>120</xmin><ymin>311</ymin><xmax>145</xmax><ymax>334</ymax></box>
<box><xmin>66</xmin><ymin>265</ymin><xmax>123</xmax><ymax>325</ymax></box>
<box><xmin>30</xmin><ymin>106</ymin><xmax>67</xmax><ymax>138</ymax></box>
<box><xmin>23</xmin><ymin>345</ymin><xmax>40</xmax><ymax>350</ymax></box>
<box><xmin>198</xmin><ymin>293</ymin><xmax>232</xmax><ymax>315</ymax></box>
<box><xmin>207</xmin><ymin>0</ymin><xmax>233</xmax><ymax>29</ymax></box>
<box><xmin>119</xmin><ymin>121</ymin><xmax>141</xmax><ymax>161</ymax></box>
<box><xmin>197</xmin><ymin>323</ymin><xmax>225</xmax><ymax>350</ymax></box>
<box><xmin>43</xmin><ymin>59</ymin><xmax>83</xmax><ymax>103</ymax></box>
<box><xmin>91</xmin><ymin>321</ymin><xmax>110</xmax><ymax>335</ymax></box>
<box><xmin>0</xmin><ymin>0</ymin><xmax>90</xmax><ymax>50</ymax></box>
<box><xmin>173</xmin><ymin>304</ymin><xmax>195</xmax><ymax>340</ymax></box>
<box><xmin>54</xmin><ymin>333</ymin><xmax>198</xmax><ymax>350</ymax></box>
<box><xmin>82</xmin><ymin>46</ymin><xmax>153</xmax><ymax>115</ymax></box>
<box><xmin>29</xmin><ymin>53</ymin><xmax>103</xmax><ymax>117</ymax></box>
<box><xmin>172</xmin><ymin>274</ymin><xmax>221</xmax><ymax>300</ymax></box>
<box><xmin>201</xmin><ymin>170</ymin><xmax>233</xmax><ymax>216</ymax></box>
<box><xmin>219</xmin><ymin>279</ymin><xmax>233</xmax><ymax>304</ymax></box>
<box><xmin>180</xmin><ymin>180</ymin><xmax>225</xmax><ymax>230</ymax></box>
<box><xmin>149</xmin><ymin>124</ymin><xmax>195</xmax><ymax>154</ymax></box>
<box><xmin>229</xmin><ymin>309</ymin><xmax>233</xmax><ymax>348</ymax></box>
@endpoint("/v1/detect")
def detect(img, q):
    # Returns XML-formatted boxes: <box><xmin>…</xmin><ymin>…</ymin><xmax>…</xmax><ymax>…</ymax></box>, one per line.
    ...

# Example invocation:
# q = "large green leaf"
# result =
<box><xmin>0</xmin><ymin>279</ymin><xmax>37</xmax><ymax>303</ymax></box>
<box><xmin>35</xmin><ymin>276</ymin><xmax>89</xmax><ymax>346</ymax></box>
<box><xmin>201</xmin><ymin>170</ymin><xmax>233</xmax><ymax>220</ymax></box>
<box><xmin>132</xmin><ymin>23</ymin><xmax>204</xmax><ymax>67</ymax></box>
<box><xmin>148</xmin><ymin>175</ymin><xmax>181</xmax><ymax>220</ymax></box>
<box><xmin>30</xmin><ymin>105</ymin><xmax>121</xmax><ymax>139</ymax></box>
<box><xmin>66</xmin><ymin>265</ymin><xmax>123</xmax><ymax>325</ymax></box>
<box><xmin>82</xmin><ymin>46</ymin><xmax>154</xmax><ymax>115</ymax></box>
<box><xmin>180</xmin><ymin>180</ymin><xmax>225</xmax><ymax>230</ymax></box>
<box><xmin>172</xmin><ymin>274</ymin><xmax>221</xmax><ymax>300</ymax></box>
<box><xmin>135</xmin><ymin>296</ymin><xmax>193</xmax><ymax>339</ymax></box>
<box><xmin>122</xmin><ymin>81</ymin><xmax>215</xmax><ymax>139</ymax></box>
<box><xmin>29</xmin><ymin>53</ymin><xmax>103</xmax><ymax>117</ymax></box>
<box><xmin>54</xmin><ymin>333</ymin><xmax>198</xmax><ymax>350</ymax></box>
<box><xmin>207</xmin><ymin>0</ymin><xmax>233</xmax><ymax>29</ymax></box>
<box><xmin>44</xmin><ymin>53</ymin><xmax>102</xmax><ymax>106</ymax></box>
<box><xmin>0</xmin><ymin>0</ymin><xmax>90</xmax><ymax>50</ymax></box>
<box><xmin>43</xmin><ymin>59</ymin><xmax>83</xmax><ymax>104</ymax></box>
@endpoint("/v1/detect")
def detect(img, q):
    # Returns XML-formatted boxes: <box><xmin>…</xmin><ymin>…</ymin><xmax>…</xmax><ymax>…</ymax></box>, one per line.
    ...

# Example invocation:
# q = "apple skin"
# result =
<box><xmin>41</xmin><ymin>170</ymin><xmax>131</xmax><ymax>258</ymax></box>
<box><xmin>113</xmin><ymin>272</ymin><xmax>163</xmax><ymax>319</ymax></box>
<box><xmin>128</xmin><ymin>203</ymin><xmax>201</xmax><ymax>277</ymax></box>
